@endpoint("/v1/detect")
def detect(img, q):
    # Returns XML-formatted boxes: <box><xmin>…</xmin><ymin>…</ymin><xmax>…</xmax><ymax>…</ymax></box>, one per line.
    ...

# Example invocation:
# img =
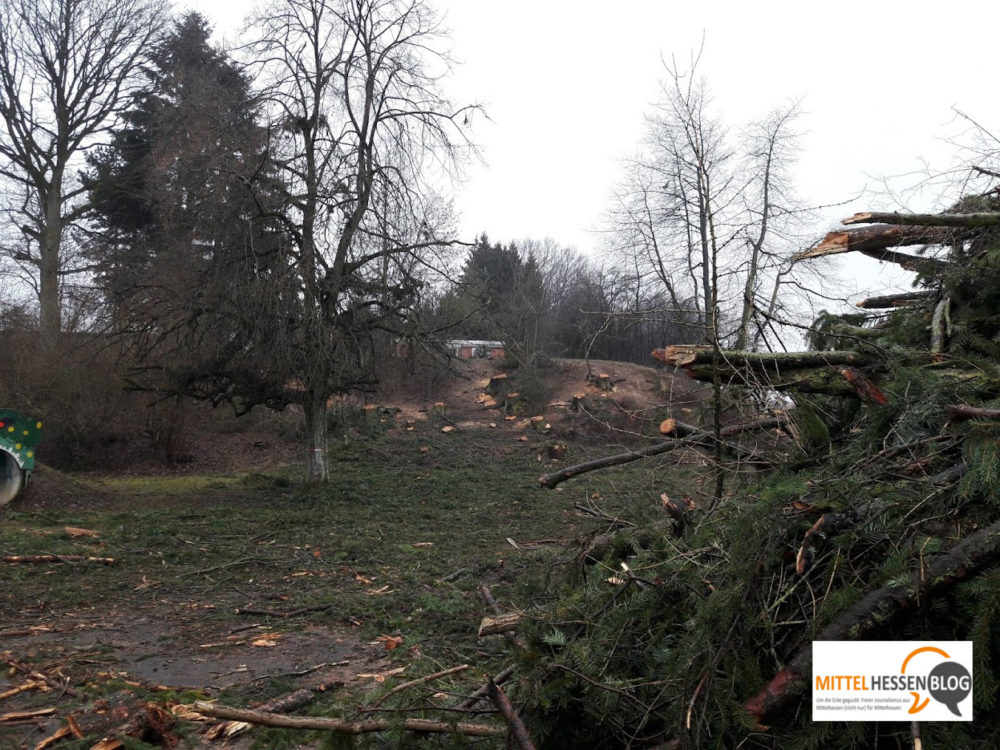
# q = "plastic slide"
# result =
<box><xmin>0</xmin><ymin>410</ymin><xmax>42</xmax><ymax>506</ymax></box>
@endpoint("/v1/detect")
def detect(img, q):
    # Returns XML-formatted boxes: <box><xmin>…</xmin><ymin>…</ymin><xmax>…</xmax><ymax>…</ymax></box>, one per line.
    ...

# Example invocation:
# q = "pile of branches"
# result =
<box><xmin>510</xmin><ymin>204</ymin><xmax>1000</xmax><ymax>748</ymax></box>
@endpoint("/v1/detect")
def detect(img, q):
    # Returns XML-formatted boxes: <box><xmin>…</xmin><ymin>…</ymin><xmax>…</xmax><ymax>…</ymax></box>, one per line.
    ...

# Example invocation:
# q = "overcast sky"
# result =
<box><xmin>202</xmin><ymin>0</ymin><xmax>1000</xmax><ymax>296</ymax></box>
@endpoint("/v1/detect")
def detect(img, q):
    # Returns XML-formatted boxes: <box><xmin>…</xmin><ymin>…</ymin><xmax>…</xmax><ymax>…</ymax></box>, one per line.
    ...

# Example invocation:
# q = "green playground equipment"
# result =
<box><xmin>0</xmin><ymin>409</ymin><xmax>42</xmax><ymax>505</ymax></box>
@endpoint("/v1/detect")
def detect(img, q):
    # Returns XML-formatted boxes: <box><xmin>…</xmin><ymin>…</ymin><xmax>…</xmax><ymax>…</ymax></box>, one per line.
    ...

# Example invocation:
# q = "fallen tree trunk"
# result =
<box><xmin>843</xmin><ymin>211</ymin><xmax>1000</xmax><ymax>228</ymax></box>
<box><xmin>793</xmin><ymin>225</ymin><xmax>954</xmax><ymax>267</ymax></box>
<box><xmin>653</xmin><ymin>347</ymin><xmax>880</xmax><ymax>397</ymax></box>
<box><xmin>653</xmin><ymin>347</ymin><xmax>870</xmax><ymax>371</ymax></box>
<box><xmin>855</xmin><ymin>290</ymin><xmax>936</xmax><ymax>309</ymax></box>
<box><xmin>191</xmin><ymin>701</ymin><xmax>503</xmax><ymax>736</ymax></box>
<box><xmin>744</xmin><ymin>517</ymin><xmax>1000</xmax><ymax>725</ymax></box>
<box><xmin>539</xmin><ymin>440</ymin><xmax>696</xmax><ymax>489</ymax></box>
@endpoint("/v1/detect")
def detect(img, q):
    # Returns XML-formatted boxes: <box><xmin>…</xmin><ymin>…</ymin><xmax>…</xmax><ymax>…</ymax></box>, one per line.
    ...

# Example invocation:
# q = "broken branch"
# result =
<box><xmin>368</xmin><ymin>665</ymin><xmax>470</xmax><ymax>708</ymax></box>
<box><xmin>487</xmin><ymin>677</ymin><xmax>536</xmax><ymax>750</ymax></box>
<box><xmin>794</xmin><ymin>225</ymin><xmax>953</xmax><ymax>268</ymax></box>
<box><xmin>235</xmin><ymin>603</ymin><xmax>334</xmax><ymax>618</ymax></box>
<box><xmin>191</xmin><ymin>701</ymin><xmax>503</xmax><ymax>736</ymax></box>
<box><xmin>1</xmin><ymin>555</ymin><xmax>115</xmax><ymax>565</ymax></box>
<box><xmin>539</xmin><ymin>415</ymin><xmax>782</xmax><ymax>489</ymax></box>
<box><xmin>855</xmin><ymin>291</ymin><xmax>936</xmax><ymax>309</ymax></box>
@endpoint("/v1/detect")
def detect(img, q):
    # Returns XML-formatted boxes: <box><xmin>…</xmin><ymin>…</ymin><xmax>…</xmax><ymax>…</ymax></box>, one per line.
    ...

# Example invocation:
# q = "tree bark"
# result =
<box><xmin>855</xmin><ymin>291</ymin><xmax>936</xmax><ymax>309</ymax></box>
<box><xmin>653</xmin><ymin>346</ymin><xmax>869</xmax><ymax>371</ymax></box>
<box><xmin>843</xmin><ymin>211</ymin><xmax>1000</xmax><ymax>228</ymax></box>
<box><xmin>252</xmin><ymin>678</ymin><xmax>345</xmax><ymax>714</ymax></box>
<box><xmin>652</xmin><ymin>347</ymin><xmax>875</xmax><ymax>395</ymax></box>
<box><xmin>303</xmin><ymin>391</ymin><xmax>329</xmax><ymax>482</ymax></box>
<box><xmin>793</xmin><ymin>225</ymin><xmax>954</xmax><ymax>266</ymax></box>
<box><xmin>478</xmin><ymin>613</ymin><xmax>525</xmax><ymax>637</ymax></box>
<box><xmin>744</xmin><ymin>517</ymin><xmax>1000</xmax><ymax>724</ymax></box>
<box><xmin>40</xmin><ymin>180</ymin><xmax>64</xmax><ymax>338</ymax></box>
<box><xmin>191</xmin><ymin>702</ymin><xmax>503</xmax><ymax>736</ymax></box>
<box><xmin>487</xmin><ymin>678</ymin><xmax>536</xmax><ymax>750</ymax></box>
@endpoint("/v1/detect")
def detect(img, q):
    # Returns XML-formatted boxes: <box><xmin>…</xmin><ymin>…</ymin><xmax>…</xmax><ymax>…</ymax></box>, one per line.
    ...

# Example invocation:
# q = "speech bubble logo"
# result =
<box><xmin>928</xmin><ymin>661</ymin><xmax>972</xmax><ymax>717</ymax></box>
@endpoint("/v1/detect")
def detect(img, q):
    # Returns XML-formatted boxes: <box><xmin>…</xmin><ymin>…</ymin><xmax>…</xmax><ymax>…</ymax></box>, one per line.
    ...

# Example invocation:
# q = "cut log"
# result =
<box><xmin>191</xmin><ymin>701</ymin><xmax>503</xmax><ymax>736</ymax></box>
<box><xmin>793</xmin><ymin>225</ymin><xmax>953</xmax><ymax>268</ymax></box>
<box><xmin>744</xmin><ymin>516</ymin><xmax>1000</xmax><ymax>725</ymax></box>
<box><xmin>477</xmin><ymin>612</ymin><xmax>524</xmax><ymax>637</ymax></box>
<box><xmin>842</xmin><ymin>211</ymin><xmax>1000</xmax><ymax>228</ymax></box>
<box><xmin>855</xmin><ymin>290</ymin><xmax>936</xmax><ymax>309</ymax></box>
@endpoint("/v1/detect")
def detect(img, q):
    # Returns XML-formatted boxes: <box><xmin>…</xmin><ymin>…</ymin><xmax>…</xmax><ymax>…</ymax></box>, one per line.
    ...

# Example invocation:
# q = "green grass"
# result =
<box><xmin>0</xmin><ymin>426</ymin><xmax>705</xmax><ymax>747</ymax></box>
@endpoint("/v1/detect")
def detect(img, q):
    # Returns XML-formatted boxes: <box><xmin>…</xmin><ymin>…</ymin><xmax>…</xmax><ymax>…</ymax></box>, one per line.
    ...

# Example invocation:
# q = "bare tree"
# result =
<box><xmin>608</xmin><ymin>51</ymin><xmax>805</xmax><ymax>352</ymax></box>
<box><xmin>0</xmin><ymin>0</ymin><xmax>165</xmax><ymax>338</ymax></box>
<box><xmin>245</xmin><ymin>0</ymin><xmax>474</xmax><ymax>480</ymax></box>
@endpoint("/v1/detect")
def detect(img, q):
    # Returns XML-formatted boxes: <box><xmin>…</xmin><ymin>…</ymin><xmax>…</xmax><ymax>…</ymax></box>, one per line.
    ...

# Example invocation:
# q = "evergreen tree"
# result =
<box><xmin>443</xmin><ymin>235</ymin><xmax>547</xmax><ymax>363</ymax></box>
<box><xmin>86</xmin><ymin>12</ymin><xmax>294</xmax><ymax>409</ymax></box>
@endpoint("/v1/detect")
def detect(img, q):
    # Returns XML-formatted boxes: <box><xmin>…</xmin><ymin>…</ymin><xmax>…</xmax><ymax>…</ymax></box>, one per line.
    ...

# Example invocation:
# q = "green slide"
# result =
<box><xmin>0</xmin><ymin>410</ymin><xmax>42</xmax><ymax>506</ymax></box>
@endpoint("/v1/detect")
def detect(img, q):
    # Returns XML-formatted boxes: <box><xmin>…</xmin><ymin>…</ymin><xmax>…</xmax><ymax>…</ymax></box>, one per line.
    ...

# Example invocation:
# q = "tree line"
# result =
<box><xmin>0</xmin><ymin>1</ymin><xmax>818</xmax><ymax>476</ymax></box>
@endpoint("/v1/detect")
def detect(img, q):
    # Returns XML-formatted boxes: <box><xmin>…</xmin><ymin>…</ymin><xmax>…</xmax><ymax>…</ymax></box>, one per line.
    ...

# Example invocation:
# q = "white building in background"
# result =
<box><xmin>445</xmin><ymin>339</ymin><xmax>506</xmax><ymax>360</ymax></box>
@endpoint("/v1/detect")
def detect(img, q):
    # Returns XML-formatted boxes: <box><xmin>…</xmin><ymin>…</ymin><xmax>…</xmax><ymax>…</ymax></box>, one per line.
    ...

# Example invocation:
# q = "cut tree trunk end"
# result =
<box><xmin>793</xmin><ymin>225</ymin><xmax>955</xmax><ymax>266</ymax></box>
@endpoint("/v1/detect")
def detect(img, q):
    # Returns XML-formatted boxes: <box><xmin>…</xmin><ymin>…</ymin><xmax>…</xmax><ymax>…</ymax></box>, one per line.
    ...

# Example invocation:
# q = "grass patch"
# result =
<box><xmin>0</xmin><ymin>426</ymin><xmax>706</xmax><ymax>746</ymax></box>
